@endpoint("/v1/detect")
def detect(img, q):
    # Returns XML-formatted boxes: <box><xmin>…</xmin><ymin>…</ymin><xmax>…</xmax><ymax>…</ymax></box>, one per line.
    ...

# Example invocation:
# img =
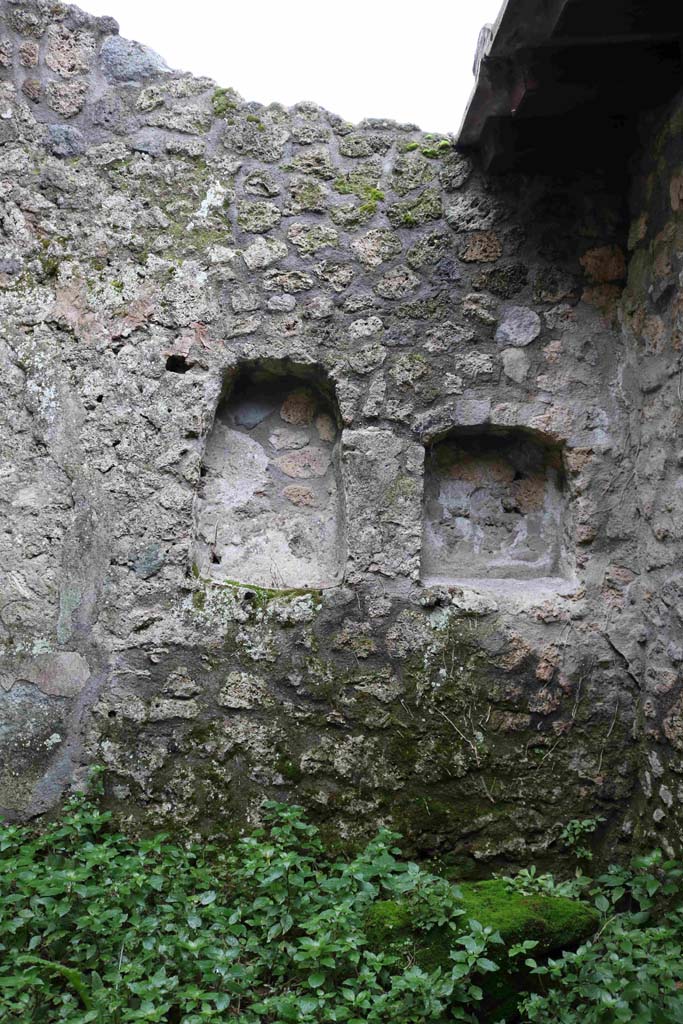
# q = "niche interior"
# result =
<box><xmin>193</xmin><ymin>364</ymin><xmax>345</xmax><ymax>590</ymax></box>
<box><xmin>421</xmin><ymin>428</ymin><xmax>569</xmax><ymax>584</ymax></box>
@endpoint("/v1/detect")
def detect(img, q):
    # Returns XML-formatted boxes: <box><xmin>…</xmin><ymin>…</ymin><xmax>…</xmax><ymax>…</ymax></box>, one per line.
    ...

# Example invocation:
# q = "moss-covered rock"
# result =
<box><xmin>365</xmin><ymin>881</ymin><xmax>599</xmax><ymax>1019</ymax></box>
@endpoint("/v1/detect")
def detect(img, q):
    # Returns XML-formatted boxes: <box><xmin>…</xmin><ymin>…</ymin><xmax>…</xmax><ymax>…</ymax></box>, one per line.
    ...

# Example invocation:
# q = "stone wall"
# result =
<box><xmin>621</xmin><ymin>93</ymin><xmax>683</xmax><ymax>856</ymax></box>
<box><xmin>0</xmin><ymin>0</ymin><xmax>658</xmax><ymax>868</ymax></box>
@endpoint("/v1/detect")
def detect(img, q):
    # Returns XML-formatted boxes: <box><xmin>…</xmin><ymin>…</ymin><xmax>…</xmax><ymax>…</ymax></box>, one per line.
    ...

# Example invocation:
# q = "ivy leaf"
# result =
<box><xmin>595</xmin><ymin>894</ymin><xmax>610</xmax><ymax>913</ymax></box>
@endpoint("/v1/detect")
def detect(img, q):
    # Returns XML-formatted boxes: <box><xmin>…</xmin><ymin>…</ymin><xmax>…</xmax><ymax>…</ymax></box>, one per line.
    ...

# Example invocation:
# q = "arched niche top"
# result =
<box><xmin>192</xmin><ymin>361</ymin><xmax>346</xmax><ymax>590</ymax></box>
<box><xmin>421</xmin><ymin>426</ymin><xmax>570</xmax><ymax>584</ymax></box>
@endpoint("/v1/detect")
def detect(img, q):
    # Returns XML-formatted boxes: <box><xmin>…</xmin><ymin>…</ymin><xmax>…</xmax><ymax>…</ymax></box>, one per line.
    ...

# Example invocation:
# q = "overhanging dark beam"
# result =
<box><xmin>457</xmin><ymin>0</ymin><xmax>683</xmax><ymax>173</ymax></box>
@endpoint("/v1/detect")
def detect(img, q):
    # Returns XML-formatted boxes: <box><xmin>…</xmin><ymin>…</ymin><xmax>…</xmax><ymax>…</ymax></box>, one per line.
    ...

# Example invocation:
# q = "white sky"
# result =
<box><xmin>81</xmin><ymin>0</ymin><xmax>503</xmax><ymax>134</ymax></box>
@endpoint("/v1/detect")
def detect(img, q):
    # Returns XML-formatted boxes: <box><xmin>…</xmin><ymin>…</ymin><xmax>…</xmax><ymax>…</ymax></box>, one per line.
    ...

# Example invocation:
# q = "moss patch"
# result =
<box><xmin>366</xmin><ymin>881</ymin><xmax>597</xmax><ymax>965</ymax></box>
<box><xmin>333</xmin><ymin>166</ymin><xmax>385</xmax><ymax>220</ymax></box>
<box><xmin>212</xmin><ymin>87</ymin><xmax>240</xmax><ymax>118</ymax></box>
<box><xmin>217</xmin><ymin>578</ymin><xmax>320</xmax><ymax>601</ymax></box>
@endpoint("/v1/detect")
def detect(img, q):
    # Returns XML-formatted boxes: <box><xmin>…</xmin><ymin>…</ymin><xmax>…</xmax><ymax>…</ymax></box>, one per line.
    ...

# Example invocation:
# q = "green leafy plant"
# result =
<box><xmin>516</xmin><ymin>849</ymin><xmax>683</xmax><ymax>1023</ymax></box>
<box><xmin>559</xmin><ymin>817</ymin><xmax>605</xmax><ymax>862</ymax></box>
<box><xmin>3</xmin><ymin>778</ymin><xmax>683</xmax><ymax>1024</ymax></box>
<box><xmin>500</xmin><ymin>866</ymin><xmax>589</xmax><ymax>901</ymax></box>
<box><xmin>519</xmin><ymin>918</ymin><xmax>683</xmax><ymax>1023</ymax></box>
<box><xmin>0</xmin><ymin>786</ymin><xmax>502</xmax><ymax>1023</ymax></box>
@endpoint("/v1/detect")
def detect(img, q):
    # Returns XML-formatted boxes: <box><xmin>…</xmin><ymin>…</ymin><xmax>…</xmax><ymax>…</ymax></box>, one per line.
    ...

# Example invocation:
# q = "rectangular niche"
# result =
<box><xmin>192</xmin><ymin>365</ymin><xmax>346</xmax><ymax>590</ymax></box>
<box><xmin>421</xmin><ymin>429</ymin><xmax>569</xmax><ymax>584</ymax></box>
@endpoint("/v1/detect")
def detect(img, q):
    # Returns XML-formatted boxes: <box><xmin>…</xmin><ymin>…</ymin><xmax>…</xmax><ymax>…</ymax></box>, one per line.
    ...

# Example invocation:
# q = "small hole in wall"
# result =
<box><xmin>166</xmin><ymin>354</ymin><xmax>192</xmax><ymax>374</ymax></box>
<box><xmin>210</xmin><ymin>551</ymin><xmax>222</xmax><ymax>565</ymax></box>
<box><xmin>96</xmin><ymin>394</ymin><xmax>104</xmax><ymax>403</ymax></box>
<box><xmin>421</xmin><ymin>428</ymin><xmax>569</xmax><ymax>584</ymax></box>
<box><xmin>108</xmin><ymin>710</ymin><xmax>117</xmax><ymax>718</ymax></box>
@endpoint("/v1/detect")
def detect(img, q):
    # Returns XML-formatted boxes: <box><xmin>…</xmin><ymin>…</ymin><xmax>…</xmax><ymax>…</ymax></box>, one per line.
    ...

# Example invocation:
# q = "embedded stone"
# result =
<box><xmin>291</xmin><ymin>118</ymin><xmax>329</xmax><ymax>145</ymax></box>
<box><xmin>476</xmin><ymin>261</ymin><xmax>529</xmax><ymax>298</ymax></box>
<box><xmin>374</xmin><ymin>265</ymin><xmax>420</xmax><ymax>299</ymax></box>
<box><xmin>579</xmin><ymin>245</ymin><xmax>626</xmax><ymax>283</ymax></box>
<box><xmin>339</xmin><ymin>132</ymin><xmax>392</xmax><ymax>157</ymax></box>
<box><xmin>237</xmin><ymin>200</ymin><xmax>281</xmax><ymax>233</ymax></box>
<box><xmin>232</xmin><ymin>394</ymin><xmax>278</xmax><ymax>428</ymax></box>
<box><xmin>18</xmin><ymin>41</ymin><xmax>38</xmax><ymax>67</ymax></box>
<box><xmin>166</xmin><ymin>137</ymin><xmax>205</xmax><ymax>158</ymax></box>
<box><xmin>46</xmin><ymin>124</ymin><xmax>85</xmax><ymax>158</ymax></box>
<box><xmin>267</xmin><ymin>293</ymin><xmax>296</xmax><ymax>312</ymax></box>
<box><xmin>462</xmin><ymin>292</ymin><xmax>499</xmax><ymax>323</ymax></box>
<box><xmin>46</xmin><ymin>78</ymin><xmax>88</xmax><ymax>117</ymax></box>
<box><xmin>101</xmin><ymin>34</ymin><xmax>171</xmax><ymax>81</ymax></box>
<box><xmin>287</xmin><ymin>144</ymin><xmax>335</xmax><ymax>178</ymax></box>
<box><xmin>390</xmin><ymin>352</ymin><xmax>428</xmax><ymax>387</ymax></box>
<box><xmin>280</xmin><ymin>389</ymin><xmax>318</xmax><ymax>425</ymax></box>
<box><xmin>148</xmin><ymin>698</ymin><xmax>199</xmax><ymax>721</ymax></box>
<box><xmin>269</xmin><ymin>427</ymin><xmax>309</xmax><ymax>450</ymax></box>
<box><xmin>146</xmin><ymin>105</ymin><xmax>213</xmax><ymax>135</ymax></box>
<box><xmin>391</xmin><ymin>151</ymin><xmax>435</xmax><ymax>195</ymax></box>
<box><xmin>502</xmin><ymin>347</ymin><xmax>531</xmax><ymax>382</ymax></box>
<box><xmin>329</xmin><ymin>202</ymin><xmax>373</xmax><ymax>232</ymax></box>
<box><xmin>262</xmin><ymin>269</ymin><xmax>314</xmax><ymax>292</ymax></box>
<box><xmin>7</xmin><ymin>5</ymin><xmax>49</xmax><ymax>35</ymax></box>
<box><xmin>495</xmin><ymin>306</ymin><xmax>542</xmax><ymax>347</ymax></box>
<box><xmin>351</xmin><ymin>229</ymin><xmax>402</xmax><ymax>268</ymax></box>
<box><xmin>163</xmin><ymin>671</ymin><xmax>201</xmax><ymax>699</ymax></box>
<box><xmin>223</xmin><ymin>115</ymin><xmax>290</xmax><ymax>163</ymax></box>
<box><xmin>445</xmin><ymin>191</ymin><xmax>497</xmax><ymax>230</ymax></box>
<box><xmin>460</xmin><ymin>230</ymin><xmax>502</xmax><ymax>262</ymax></box>
<box><xmin>439</xmin><ymin>152</ymin><xmax>472</xmax><ymax>191</ymax></box>
<box><xmin>45</xmin><ymin>24</ymin><xmax>96</xmax><ymax>78</ymax></box>
<box><xmin>92</xmin><ymin>94</ymin><xmax>125</xmax><ymax>131</ymax></box>
<box><xmin>242</xmin><ymin>236</ymin><xmax>288</xmax><ymax>269</ymax></box>
<box><xmin>670</xmin><ymin>175</ymin><xmax>683</xmax><ymax>212</ymax></box>
<box><xmin>218</xmin><ymin>672</ymin><xmax>271</xmax><ymax>710</ymax></box>
<box><xmin>406</xmin><ymin>230</ymin><xmax>453</xmax><ymax>269</ymax></box>
<box><xmin>452</xmin><ymin>351</ymin><xmax>494</xmax><ymax>381</ymax></box>
<box><xmin>286</xmin><ymin>176</ymin><xmax>328</xmax><ymax>212</ymax></box>
<box><xmin>133</xmin><ymin>543</ymin><xmax>165</xmax><ymax>579</ymax></box>
<box><xmin>21</xmin><ymin>78</ymin><xmax>42</xmax><ymax>103</ymax></box>
<box><xmin>283</xmin><ymin>484</ymin><xmax>316</xmax><ymax>506</ymax></box>
<box><xmin>423</xmin><ymin>321</ymin><xmax>475</xmax><ymax>352</ymax></box>
<box><xmin>349</xmin><ymin>316</ymin><xmax>383</xmax><ymax>339</ymax></box>
<box><xmin>287</xmin><ymin>222</ymin><xmax>338</xmax><ymax>255</ymax></box>
<box><xmin>244</xmin><ymin>169</ymin><xmax>280</xmax><ymax>196</ymax></box>
<box><xmin>344</xmin><ymin>291</ymin><xmax>376</xmax><ymax>313</ymax></box>
<box><xmin>276</xmin><ymin>447</ymin><xmax>331</xmax><ymax>478</ymax></box>
<box><xmin>350</xmin><ymin>344</ymin><xmax>387</xmax><ymax>376</ymax></box>
<box><xmin>387</xmin><ymin>188</ymin><xmax>442</xmax><ymax>228</ymax></box>
<box><xmin>303</xmin><ymin>295</ymin><xmax>334</xmax><ymax>319</ymax></box>
<box><xmin>314</xmin><ymin>260</ymin><xmax>355</xmax><ymax>290</ymax></box>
